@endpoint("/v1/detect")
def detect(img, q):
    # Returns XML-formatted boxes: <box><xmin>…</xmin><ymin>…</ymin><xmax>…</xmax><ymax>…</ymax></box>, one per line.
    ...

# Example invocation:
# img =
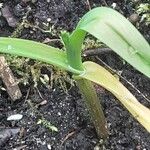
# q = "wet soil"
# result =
<box><xmin>0</xmin><ymin>0</ymin><xmax>150</xmax><ymax>149</ymax></box>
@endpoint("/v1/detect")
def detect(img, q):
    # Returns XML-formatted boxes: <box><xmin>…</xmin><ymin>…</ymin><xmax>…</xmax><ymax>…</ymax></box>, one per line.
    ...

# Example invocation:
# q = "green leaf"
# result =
<box><xmin>70</xmin><ymin>7</ymin><xmax>150</xmax><ymax>78</ymax></box>
<box><xmin>80</xmin><ymin>61</ymin><xmax>150</xmax><ymax>132</ymax></box>
<box><xmin>0</xmin><ymin>37</ymin><xmax>82</xmax><ymax>74</ymax></box>
<box><xmin>61</xmin><ymin>31</ymin><xmax>85</xmax><ymax>71</ymax></box>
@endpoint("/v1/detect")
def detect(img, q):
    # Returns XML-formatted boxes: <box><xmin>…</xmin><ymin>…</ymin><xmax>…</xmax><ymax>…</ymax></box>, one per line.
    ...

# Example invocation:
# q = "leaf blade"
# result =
<box><xmin>0</xmin><ymin>37</ymin><xmax>82</xmax><ymax>74</ymax></box>
<box><xmin>72</xmin><ymin>7</ymin><xmax>150</xmax><ymax>78</ymax></box>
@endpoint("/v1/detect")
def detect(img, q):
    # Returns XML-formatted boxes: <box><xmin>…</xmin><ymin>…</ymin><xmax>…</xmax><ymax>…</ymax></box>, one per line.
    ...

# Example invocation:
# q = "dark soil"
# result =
<box><xmin>0</xmin><ymin>0</ymin><xmax>150</xmax><ymax>149</ymax></box>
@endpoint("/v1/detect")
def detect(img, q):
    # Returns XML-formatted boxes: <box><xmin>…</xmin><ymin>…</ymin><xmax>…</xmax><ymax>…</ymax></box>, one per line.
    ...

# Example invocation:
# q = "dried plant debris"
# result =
<box><xmin>0</xmin><ymin>56</ymin><xmax>22</xmax><ymax>101</ymax></box>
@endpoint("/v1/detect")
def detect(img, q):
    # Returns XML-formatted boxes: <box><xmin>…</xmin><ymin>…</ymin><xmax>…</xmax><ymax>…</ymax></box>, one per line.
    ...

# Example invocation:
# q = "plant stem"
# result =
<box><xmin>75</xmin><ymin>78</ymin><xmax>108</xmax><ymax>139</ymax></box>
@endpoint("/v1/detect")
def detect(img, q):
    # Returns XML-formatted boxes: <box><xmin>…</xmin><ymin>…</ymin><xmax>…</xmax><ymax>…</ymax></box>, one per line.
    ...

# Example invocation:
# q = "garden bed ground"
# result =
<box><xmin>0</xmin><ymin>0</ymin><xmax>150</xmax><ymax>149</ymax></box>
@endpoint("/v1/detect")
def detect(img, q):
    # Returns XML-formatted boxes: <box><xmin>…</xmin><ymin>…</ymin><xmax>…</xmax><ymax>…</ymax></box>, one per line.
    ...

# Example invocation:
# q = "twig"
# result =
<box><xmin>25</xmin><ymin>88</ymin><xmax>30</xmax><ymax>101</ymax></box>
<box><xmin>60</xmin><ymin>130</ymin><xmax>76</xmax><ymax>147</ymax></box>
<box><xmin>102</xmin><ymin>0</ymin><xmax>108</xmax><ymax>6</ymax></box>
<box><xmin>42</xmin><ymin>38</ymin><xmax>61</xmax><ymax>44</ymax></box>
<box><xmin>86</xmin><ymin>0</ymin><xmax>91</xmax><ymax>10</ymax></box>
<box><xmin>82</xmin><ymin>47</ymin><xmax>112</xmax><ymax>57</ymax></box>
<box><xmin>36</xmin><ymin>87</ymin><xmax>44</xmax><ymax>100</ymax></box>
<box><xmin>0</xmin><ymin>56</ymin><xmax>22</xmax><ymax>101</ymax></box>
<box><xmin>24</xmin><ymin>88</ymin><xmax>30</xmax><ymax>104</ymax></box>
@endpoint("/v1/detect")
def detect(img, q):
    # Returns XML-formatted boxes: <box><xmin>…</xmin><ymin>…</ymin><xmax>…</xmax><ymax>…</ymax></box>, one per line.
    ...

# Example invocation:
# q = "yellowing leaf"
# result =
<box><xmin>80</xmin><ymin>61</ymin><xmax>150</xmax><ymax>132</ymax></box>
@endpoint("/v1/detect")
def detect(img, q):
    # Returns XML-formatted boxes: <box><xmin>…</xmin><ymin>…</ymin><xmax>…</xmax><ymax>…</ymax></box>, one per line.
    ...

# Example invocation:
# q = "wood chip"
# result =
<box><xmin>0</xmin><ymin>56</ymin><xmax>22</xmax><ymax>101</ymax></box>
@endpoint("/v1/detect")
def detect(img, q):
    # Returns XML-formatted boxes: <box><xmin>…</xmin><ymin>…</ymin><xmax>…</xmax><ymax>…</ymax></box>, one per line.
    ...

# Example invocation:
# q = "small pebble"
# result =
<box><xmin>39</xmin><ymin>100</ymin><xmax>47</xmax><ymax>106</ymax></box>
<box><xmin>47</xmin><ymin>144</ymin><xmax>52</xmax><ymax>150</ymax></box>
<box><xmin>57</xmin><ymin>112</ymin><xmax>61</xmax><ymax>116</ymax></box>
<box><xmin>129</xmin><ymin>13</ymin><xmax>139</xmax><ymax>24</ymax></box>
<box><xmin>111</xmin><ymin>3</ymin><xmax>117</xmax><ymax>9</ymax></box>
<box><xmin>94</xmin><ymin>146</ymin><xmax>100</xmax><ymax>150</ymax></box>
<box><xmin>47</xmin><ymin>18</ymin><xmax>51</xmax><ymax>22</ymax></box>
<box><xmin>7</xmin><ymin>114</ymin><xmax>23</xmax><ymax>121</ymax></box>
<box><xmin>0</xmin><ymin>3</ymin><xmax>3</xmax><ymax>8</ymax></box>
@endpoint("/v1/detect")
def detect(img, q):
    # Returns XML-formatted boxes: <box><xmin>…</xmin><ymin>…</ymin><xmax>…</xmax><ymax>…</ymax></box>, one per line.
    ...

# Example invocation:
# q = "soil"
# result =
<box><xmin>0</xmin><ymin>0</ymin><xmax>150</xmax><ymax>150</ymax></box>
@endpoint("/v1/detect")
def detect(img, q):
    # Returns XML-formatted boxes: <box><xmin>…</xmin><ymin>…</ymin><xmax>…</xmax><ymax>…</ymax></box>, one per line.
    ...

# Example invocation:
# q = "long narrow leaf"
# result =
<box><xmin>80</xmin><ymin>61</ymin><xmax>150</xmax><ymax>132</ymax></box>
<box><xmin>0</xmin><ymin>37</ymin><xmax>82</xmax><ymax>74</ymax></box>
<box><xmin>70</xmin><ymin>7</ymin><xmax>150</xmax><ymax>78</ymax></box>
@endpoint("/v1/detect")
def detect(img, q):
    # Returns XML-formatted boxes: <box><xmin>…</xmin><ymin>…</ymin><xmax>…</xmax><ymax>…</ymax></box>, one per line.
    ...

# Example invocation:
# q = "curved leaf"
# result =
<box><xmin>0</xmin><ymin>37</ymin><xmax>82</xmax><ymax>74</ymax></box>
<box><xmin>70</xmin><ymin>7</ymin><xmax>150</xmax><ymax>78</ymax></box>
<box><xmin>80</xmin><ymin>61</ymin><xmax>150</xmax><ymax>132</ymax></box>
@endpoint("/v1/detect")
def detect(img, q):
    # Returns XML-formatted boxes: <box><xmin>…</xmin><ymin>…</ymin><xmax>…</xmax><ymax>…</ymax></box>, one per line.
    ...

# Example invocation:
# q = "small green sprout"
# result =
<box><xmin>137</xmin><ymin>3</ymin><xmax>150</xmax><ymax>25</ymax></box>
<box><xmin>137</xmin><ymin>3</ymin><xmax>150</xmax><ymax>13</ymax></box>
<box><xmin>0</xmin><ymin>7</ymin><xmax>150</xmax><ymax>139</ymax></box>
<box><xmin>37</xmin><ymin>118</ymin><xmax>58</xmax><ymax>132</ymax></box>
